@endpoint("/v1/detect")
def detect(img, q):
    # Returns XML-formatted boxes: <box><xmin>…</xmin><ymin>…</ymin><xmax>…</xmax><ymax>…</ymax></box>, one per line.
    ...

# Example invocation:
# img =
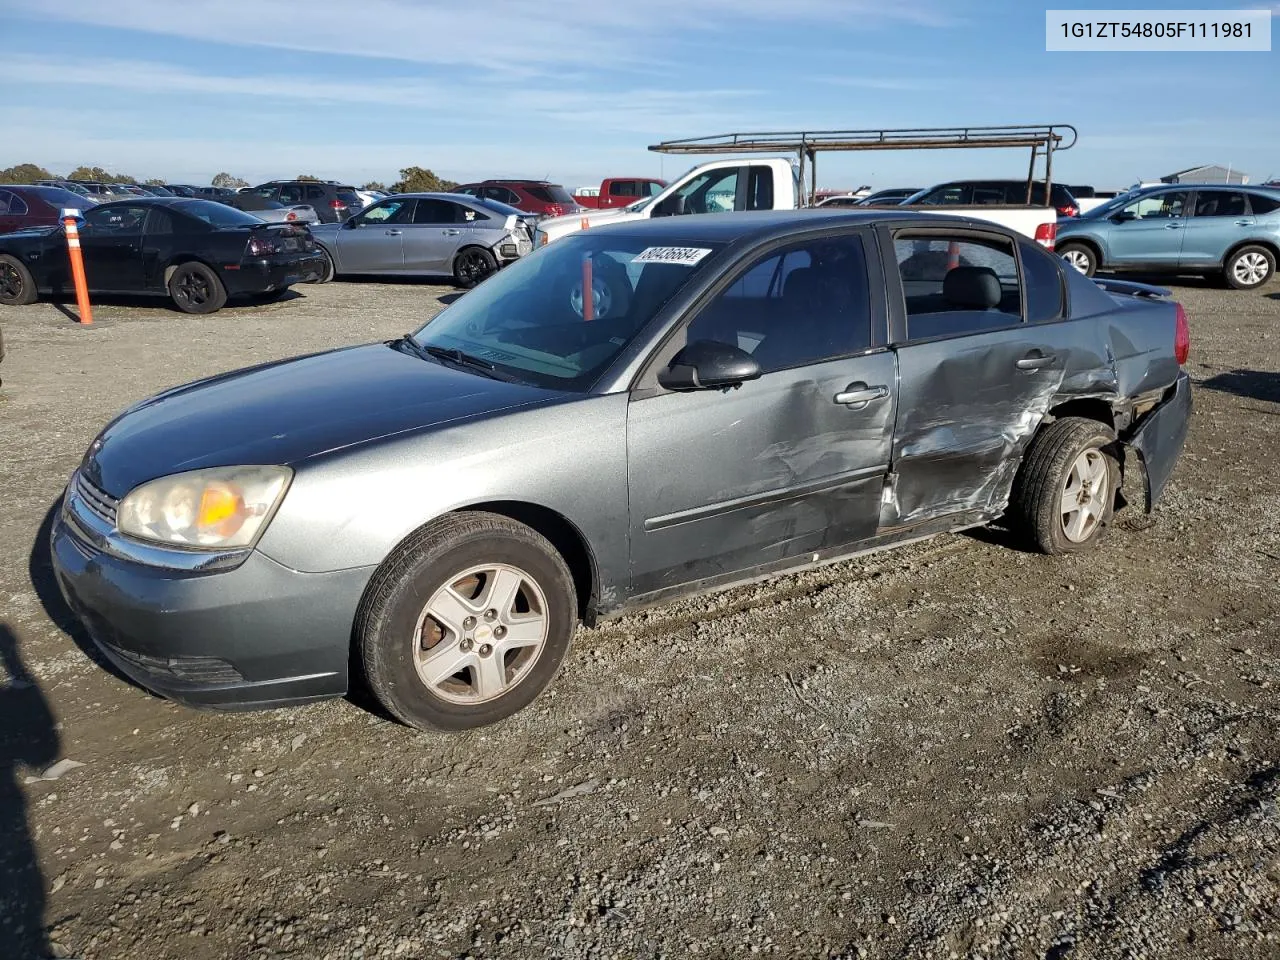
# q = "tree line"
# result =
<box><xmin>2</xmin><ymin>164</ymin><xmax>458</xmax><ymax>195</ymax></box>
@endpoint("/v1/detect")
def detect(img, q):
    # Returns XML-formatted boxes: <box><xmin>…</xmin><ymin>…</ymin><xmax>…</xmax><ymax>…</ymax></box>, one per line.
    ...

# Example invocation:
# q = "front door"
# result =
<box><xmin>336</xmin><ymin>197</ymin><xmax>415</xmax><ymax>273</ymax></box>
<box><xmin>1106</xmin><ymin>189</ymin><xmax>1189</xmax><ymax>266</ymax></box>
<box><xmin>626</xmin><ymin>230</ymin><xmax>896</xmax><ymax>597</ymax></box>
<box><xmin>403</xmin><ymin>199</ymin><xmax>467</xmax><ymax>272</ymax></box>
<box><xmin>884</xmin><ymin>229</ymin><xmax>1083</xmax><ymax>527</ymax></box>
<box><xmin>1179</xmin><ymin>189</ymin><xmax>1251</xmax><ymax>268</ymax></box>
<box><xmin>80</xmin><ymin>204</ymin><xmax>149</xmax><ymax>291</ymax></box>
<box><xmin>0</xmin><ymin>189</ymin><xmax>27</xmax><ymax>233</ymax></box>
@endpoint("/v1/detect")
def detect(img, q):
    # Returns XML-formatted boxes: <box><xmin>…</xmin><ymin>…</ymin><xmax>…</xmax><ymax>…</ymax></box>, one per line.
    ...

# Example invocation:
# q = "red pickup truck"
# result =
<box><xmin>573</xmin><ymin>177</ymin><xmax>667</xmax><ymax>209</ymax></box>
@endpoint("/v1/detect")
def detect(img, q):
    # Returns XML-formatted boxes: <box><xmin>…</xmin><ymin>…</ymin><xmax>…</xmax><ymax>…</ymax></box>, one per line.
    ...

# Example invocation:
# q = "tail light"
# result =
<box><xmin>286</xmin><ymin>212</ymin><xmax>297</xmax><ymax>221</ymax></box>
<box><xmin>330</xmin><ymin>199</ymin><xmax>344</xmax><ymax>210</ymax></box>
<box><xmin>247</xmin><ymin>235</ymin><xmax>279</xmax><ymax>257</ymax></box>
<box><xmin>1174</xmin><ymin>302</ymin><xmax>1190</xmax><ymax>365</ymax></box>
<box><xmin>1034</xmin><ymin>222</ymin><xmax>1057</xmax><ymax>250</ymax></box>
<box><xmin>1056</xmin><ymin>204</ymin><xmax>1079</xmax><ymax>217</ymax></box>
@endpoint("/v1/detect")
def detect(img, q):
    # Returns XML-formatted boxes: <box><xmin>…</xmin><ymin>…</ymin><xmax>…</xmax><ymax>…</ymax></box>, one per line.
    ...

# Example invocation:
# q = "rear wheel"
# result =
<box><xmin>356</xmin><ymin>512</ymin><xmax>577</xmax><ymax>732</ymax></box>
<box><xmin>0</xmin><ymin>254</ymin><xmax>37</xmax><ymax>306</ymax></box>
<box><xmin>167</xmin><ymin>262</ymin><xmax>227</xmax><ymax>314</ymax></box>
<box><xmin>453</xmin><ymin>247</ymin><xmax>497</xmax><ymax>289</ymax></box>
<box><xmin>317</xmin><ymin>248</ymin><xmax>336</xmax><ymax>283</ymax></box>
<box><xmin>1224</xmin><ymin>245</ymin><xmax>1275</xmax><ymax>290</ymax></box>
<box><xmin>1058</xmin><ymin>242</ymin><xmax>1096</xmax><ymax>277</ymax></box>
<box><xmin>1009</xmin><ymin>417</ymin><xmax>1119</xmax><ymax>555</ymax></box>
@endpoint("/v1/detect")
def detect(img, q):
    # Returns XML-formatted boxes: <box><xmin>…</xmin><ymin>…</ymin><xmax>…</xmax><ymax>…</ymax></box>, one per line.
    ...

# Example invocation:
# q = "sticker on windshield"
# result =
<box><xmin>632</xmin><ymin>246</ymin><xmax>713</xmax><ymax>266</ymax></box>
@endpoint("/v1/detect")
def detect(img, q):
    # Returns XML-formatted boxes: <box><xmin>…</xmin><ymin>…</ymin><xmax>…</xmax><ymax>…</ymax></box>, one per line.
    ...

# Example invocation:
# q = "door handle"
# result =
<box><xmin>1164</xmin><ymin>223</ymin><xmax>1182</xmax><ymax>229</ymax></box>
<box><xmin>385</xmin><ymin>229</ymin><xmax>403</xmax><ymax>236</ymax></box>
<box><xmin>1016</xmin><ymin>353</ymin><xmax>1056</xmax><ymax>371</ymax></box>
<box><xmin>1235</xmin><ymin>219</ymin><xmax>1254</xmax><ymax>226</ymax></box>
<box><xmin>833</xmin><ymin>384</ymin><xmax>889</xmax><ymax>407</ymax></box>
<box><xmin>443</xmin><ymin>229</ymin><xmax>461</xmax><ymax>236</ymax></box>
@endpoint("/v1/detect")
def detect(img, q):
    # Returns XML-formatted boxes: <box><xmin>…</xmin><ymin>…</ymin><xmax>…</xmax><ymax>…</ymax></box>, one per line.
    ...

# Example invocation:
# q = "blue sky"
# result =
<box><xmin>4</xmin><ymin>0</ymin><xmax>1277</xmax><ymax>191</ymax></box>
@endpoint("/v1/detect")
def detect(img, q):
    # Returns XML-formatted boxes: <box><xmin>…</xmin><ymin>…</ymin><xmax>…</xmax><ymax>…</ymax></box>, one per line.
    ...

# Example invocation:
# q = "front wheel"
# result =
<box><xmin>356</xmin><ymin>512</ymin><xmax>577</xmax><ymax>732</ymax></box>
<box><xmin>167</xmin><ymin>262</ymin><xmax>227</xmax><ymax>314</ymax></box>
<box><xmin>1058</xmin><ymin>243</ymin><xmax>1096</xmax><ymax>277</ymax></box>
<box><xmin>453</xmin><ymin>247</ymin><xmax>497</xmax><ymax>289</ymax></box>
<box><xmin>1009</xmin><ymin>417</ymin><xmax>1119</xmax><ymax>555</ymax></box>
<box><xmin>1224</xmin><ymin>245</ymin><xmax>1275</xmax><ymax>290</ymax></box>
<box><xmin>316</xmin><ymin>248</ymin><xmax>336</xmax><ymax>283</ymax></box>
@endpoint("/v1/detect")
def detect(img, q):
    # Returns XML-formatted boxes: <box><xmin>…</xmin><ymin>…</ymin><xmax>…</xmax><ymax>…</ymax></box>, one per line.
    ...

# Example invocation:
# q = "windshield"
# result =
<box><xmin>410</xmin><ymin>234</ymin><xmax>725</xmax><ymax>390</ymax></box>
<box><xmin>179</xmin><ymin>199</ymin><xmax>264</xmax><ymax>227</ymax></box>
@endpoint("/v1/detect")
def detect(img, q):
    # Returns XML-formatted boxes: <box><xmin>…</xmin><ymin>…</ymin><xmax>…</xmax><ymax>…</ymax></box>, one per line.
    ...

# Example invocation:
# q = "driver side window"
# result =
<box><xmin>86</xmin><ymin>204</ymin><xmax>149</xmax><ymax>233</ymax></box>
<box><xmin>1124</xmin><ymin>191</ymin><xmax>1187</xmax><ymax>219</ymax></box>
<box><xmin>676</xmin><ymin>168</ymin><xmax>740</xmax><ymax>215</ymax></box>
<box><xmin>359</xmin><ymin>199</ymin><xmax>415</xmax><ymax>224</ymax></box>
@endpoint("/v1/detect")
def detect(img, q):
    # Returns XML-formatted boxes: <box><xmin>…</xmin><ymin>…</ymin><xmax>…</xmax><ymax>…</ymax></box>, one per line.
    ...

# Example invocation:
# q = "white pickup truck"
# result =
<box><xmin>534</xmin><ymin>157</ymin><xmax>1060</xmax><ymax>249</ymax></box>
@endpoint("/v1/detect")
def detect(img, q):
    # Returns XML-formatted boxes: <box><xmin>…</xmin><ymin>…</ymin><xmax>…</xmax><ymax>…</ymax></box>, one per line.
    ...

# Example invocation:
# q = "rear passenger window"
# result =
<box><xmin>146</xmin><ymin>210</ymin><xmax>174</xmax><ymax>235</ymax></box>
<box><xmin>1018</xmin><ymin>241</ymin><xmax>1065</xmax><ymax>323</ymax></box>
<box><xmin>1194</xmin><ymin>192</ymin><xmax>1248</xmax><ymax>217</ymax></box>
<box><xmin>0</xmin><ymin>190</ymin><xmax>27</xmax><ymax>216</ymax></box>
<box><xmin>894</xmin><ymin>234</ymin><xmax>1022</xmax><ymax>341</ymax></box>
<box><xmin>1248</xmin><ymin>193</ymin><xmax>1279</xmax><ymax>215</ymax></box>
<box><xmin>685</xmin><ymin>235</ymin><xmax>872</xmax><ymax>374</ymax></box>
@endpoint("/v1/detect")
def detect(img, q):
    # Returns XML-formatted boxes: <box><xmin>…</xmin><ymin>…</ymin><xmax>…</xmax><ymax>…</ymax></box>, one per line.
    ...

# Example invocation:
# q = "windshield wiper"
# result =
<box><xmin>422</xmin><ymin>344</ymin><xmax>523</xmax><ymax>382</ymax></box>
<box><xmin>392</xmin><ymin>334</ymin><xmax>432</xmax><ymax>361</ymax></box>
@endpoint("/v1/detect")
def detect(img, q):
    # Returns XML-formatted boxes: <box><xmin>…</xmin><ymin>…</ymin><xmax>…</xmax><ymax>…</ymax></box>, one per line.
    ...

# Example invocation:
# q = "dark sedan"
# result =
<box><xmin>50</xmin><ymin>210</ymin><xmax>1191</xmax><ymax>732</ymax></box>
<box><xmin>0</xmin><ymin>197</ymin><xmax>326</xmax><ymax>313</ymax></box>
<box><xmin>0</xmin><ymin>185</ymin><xmax>98</xmax><ymax>234</ymax></box>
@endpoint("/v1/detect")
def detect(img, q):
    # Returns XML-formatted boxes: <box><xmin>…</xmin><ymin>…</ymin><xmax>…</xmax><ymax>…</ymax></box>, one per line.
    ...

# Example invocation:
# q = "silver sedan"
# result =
<box><xmin>310</xmin><ymin>192</ymin><xmax>534</xmax><ymax>288</ymax></box>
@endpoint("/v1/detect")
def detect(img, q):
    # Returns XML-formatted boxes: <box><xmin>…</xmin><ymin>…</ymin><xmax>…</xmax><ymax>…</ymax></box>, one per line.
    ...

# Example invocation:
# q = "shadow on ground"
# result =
<box><xmin>1199</xmin><ymin>369</ymin><xmax>1280</xmax><ymax>404</ymax></box>
<box><xmin>27</xmin><ymin>498</ymin><xmax>143</xmax><ymax>694</ymax></box>
<box><xmin>0</xmin><ymin>623</ymin><xmax>59</xmax><ymax>958</ymax></box>
<box><xmin>45</xmin><ymin>289</ymin><xmax>302</xmax><ymax>321</ymax></box>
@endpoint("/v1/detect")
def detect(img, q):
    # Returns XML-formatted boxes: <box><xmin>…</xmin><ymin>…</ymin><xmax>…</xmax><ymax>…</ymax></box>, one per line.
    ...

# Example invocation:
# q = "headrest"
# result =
<box><xmin>942</xmin><ymin>265</ymin><xmax>1001</xmax><ymax>310</ymax></box>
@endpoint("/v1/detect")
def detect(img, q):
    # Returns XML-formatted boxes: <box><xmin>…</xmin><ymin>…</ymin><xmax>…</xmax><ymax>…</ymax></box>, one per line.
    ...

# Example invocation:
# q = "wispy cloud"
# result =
<box><xmin>9</xmin><ymin>0</ymin><xmax>956</xmax><ymax>74</ymax></box>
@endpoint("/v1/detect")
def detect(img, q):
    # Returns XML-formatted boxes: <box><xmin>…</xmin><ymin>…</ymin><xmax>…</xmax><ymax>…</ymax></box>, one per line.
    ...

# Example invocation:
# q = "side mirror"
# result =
<box><xmin>658</xmin><ymin>339</ymin><xmax>761</xmax><ymax>392</ymax></box>
<box><xmin>1110</xmin><ymin>210</ymin><xmax>1136</xmax><ymax>223</ymax></box>
<box><xmin>653</xmin><ymin>194</ymin><xmax>687</xmax><ymax>218</ymax></box>
<box><xmin>343</xmin><ymin>217</ymin><xmax>360</xmax><ymax>229</ymax></box>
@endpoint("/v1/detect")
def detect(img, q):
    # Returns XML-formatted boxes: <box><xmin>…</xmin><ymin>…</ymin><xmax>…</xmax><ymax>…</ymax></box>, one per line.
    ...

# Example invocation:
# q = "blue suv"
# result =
<box><xmin>1055</xmin><ymin>184</ymin><xmax>1280</xmax><ymax>289</ymax></box>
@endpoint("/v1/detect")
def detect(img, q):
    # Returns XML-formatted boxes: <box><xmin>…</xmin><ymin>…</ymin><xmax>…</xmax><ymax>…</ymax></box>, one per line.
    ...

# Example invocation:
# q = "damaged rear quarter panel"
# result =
<box><xmin>886</xmin><ymin>319</ymin><xmax>1115</xmax><ymax>527</ymax></box>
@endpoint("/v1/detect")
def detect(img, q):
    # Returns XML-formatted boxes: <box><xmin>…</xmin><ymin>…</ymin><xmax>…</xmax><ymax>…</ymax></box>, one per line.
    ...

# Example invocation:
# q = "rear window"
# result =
<box><xmin>527</xmin><ymin>184</ymin><xmax>574</xmax><ymax>204</ymax></box>
<box><xmin>178</xmin><ymin>200</ymin><xmax>263</xmax><ymax>227</ymax></box>
<box><xmin>474</xmin><ymin>198</ymin><xmax>523</xmax><ymax>219</ymax></box>
<box><xmin>33</xmin><ymin>187</ymin><xmax>90</xmax><ymax>210</ymax></box>
<box><xmin>336</xmin><ymin>190</ymin><xmax>362</xmax><ymax>206</ymax></box>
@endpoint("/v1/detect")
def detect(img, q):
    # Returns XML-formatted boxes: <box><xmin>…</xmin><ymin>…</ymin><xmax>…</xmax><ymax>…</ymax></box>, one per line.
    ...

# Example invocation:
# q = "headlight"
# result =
<box><xmin>117</xmin><ymin>466</ymin><xmax>292</xmax><ymax>549</ymax></box>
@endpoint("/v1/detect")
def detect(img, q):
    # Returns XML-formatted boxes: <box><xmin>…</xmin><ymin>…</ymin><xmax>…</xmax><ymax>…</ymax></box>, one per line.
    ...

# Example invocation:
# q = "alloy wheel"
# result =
<box><xmin>1061</xmin><ymin>449</ymin><xmax>1109</xmax><ymax>543</ymax></box>
<box><xmin>0</xmin><ymin>262</ymin><xmax>23</xmax><ymax>301</ymax></box>
<box><xmin>412</xmin><ymin>564</ymin><xmax>549</xmax><ymax>705</ymax></box>
<box><xmin>1233</xmin><ymin>252</ymin><xmax>1270</xmax><ymax>287</ymax></box>
<box><xmin>1062</xmin><ymin>248</ymin><xmax>1092</xmax><ymax>274</ymax></box>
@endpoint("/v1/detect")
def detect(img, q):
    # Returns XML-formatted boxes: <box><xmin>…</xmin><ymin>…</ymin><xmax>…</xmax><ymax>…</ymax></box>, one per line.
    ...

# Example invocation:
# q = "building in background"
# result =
<box><xmin>1161</xmin><ymin>164</ymin><xmax>1249</xmax><ymax>184</ymax></box>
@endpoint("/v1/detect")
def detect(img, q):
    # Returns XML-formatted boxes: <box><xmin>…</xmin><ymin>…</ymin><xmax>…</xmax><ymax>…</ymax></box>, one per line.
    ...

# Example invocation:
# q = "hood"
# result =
<box><xmin>83</xmin><ymin>342</ymin><xmax>561</xmax><ymax>496</ymax></box>
<box><xmin>540</xmin><ymin>205</ymin><xmax>639</xmax><ymax>235</ymax></box>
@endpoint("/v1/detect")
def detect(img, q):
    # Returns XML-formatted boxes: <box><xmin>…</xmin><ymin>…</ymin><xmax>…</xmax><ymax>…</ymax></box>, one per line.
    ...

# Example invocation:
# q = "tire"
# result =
<box><xmin>167</xmin><ymin>262</ymin><xmax>227</xmax><ymax>314</ymax></box>
<box><xmin>356</xmin><ymin>512</ymin><xmax>577</xmax><ymax>732</ymax></box>
<box><xmin>1058</xmin><ymin>242</ymin><xmax>1096</xmax><ymax>278</ymax></box>
<box><xmin>317</xmin><ymin>248</ymin><xmax>336</xmax><ymax>283</ymax></box>
<box><xmin>0</xmin><ymin>254</ymin><xmax>38</xmax><ymax>306</ymax></box>
<box><xmin>1223</xmin><ymin>245</ymin><xmax>1275</xmax><ymax>290</ymax></box>
<box><xmin>453</xmin><ymin>247</ymin><xmax>497</xmax><ymax>289</ymax></box>
<box><xmin>1009</xmin><ymin>417</ymin><xmax>1119</xmax><ymax>555</ymax></box>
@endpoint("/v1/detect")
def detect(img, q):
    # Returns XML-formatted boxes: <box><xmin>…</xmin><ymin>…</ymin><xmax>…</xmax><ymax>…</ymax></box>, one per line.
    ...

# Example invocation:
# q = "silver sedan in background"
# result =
<box><xmin>310</xmin><ymin>192</ymin><xmax>535</xmax><ymax>288</ymax></box>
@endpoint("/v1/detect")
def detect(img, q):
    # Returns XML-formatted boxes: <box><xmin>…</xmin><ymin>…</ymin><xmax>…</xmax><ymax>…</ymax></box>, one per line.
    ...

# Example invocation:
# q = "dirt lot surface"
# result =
<box><xmin>1</xmin><ymin>276</ymin><xmax>1278</xmax><ymax>960</ymax></box>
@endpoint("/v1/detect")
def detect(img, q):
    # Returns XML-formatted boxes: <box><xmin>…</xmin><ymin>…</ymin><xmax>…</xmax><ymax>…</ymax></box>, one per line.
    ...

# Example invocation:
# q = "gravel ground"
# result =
<box><xmin>0</xmin><ymin>275</ymin><xmax>1277</xmax><ymax>960</ymax></box>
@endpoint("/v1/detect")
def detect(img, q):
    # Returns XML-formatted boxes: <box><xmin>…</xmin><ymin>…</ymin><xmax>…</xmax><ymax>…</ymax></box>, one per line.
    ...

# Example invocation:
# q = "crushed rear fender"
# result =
<box><xmin>1122</xmin><ymin>372</ymin><xmax>1192</xmax><ymax>512</ymax></box>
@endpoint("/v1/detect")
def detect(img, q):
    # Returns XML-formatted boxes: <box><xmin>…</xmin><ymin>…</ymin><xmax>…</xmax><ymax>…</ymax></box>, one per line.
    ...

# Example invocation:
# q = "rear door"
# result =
<box><xmin>80</xmin><ymin>203</ymin><xmax>149</xmax><ymax>291</ymax></box>
<box><xmin>336</xmin><ymin>197</ymin><xmax>415</xmax><ymax>273</ymax></box>
<box><xmin>404</xmin><ymin>199</ymin><xmax>467</xmax><ymax>271</ymax></box>
<box><xmin>1106</xmin><ymin>189</ymin><xmax>1189</xmax><ymax>266</ymax></box>
<box><xmin>626</xmin><ymin>228</ymin><xmax>896</xmax><ymax>596</ymax></box>
<box><xmin>883</xmin><ymin>226</ymin><xmax>1093</xmax><ymax>528</ymax></box>
<box><xmin>1178</xmin><ymin>189</ymin><xmax>1251</xmax><ymax>267</ymax></box>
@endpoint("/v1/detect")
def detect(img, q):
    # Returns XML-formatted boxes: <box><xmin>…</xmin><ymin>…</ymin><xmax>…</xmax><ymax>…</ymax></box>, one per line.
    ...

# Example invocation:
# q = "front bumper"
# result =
<box><xmin>50</xmin><ymin>490</ymin><xmax>376</xmax><ymax>710</ymax></box>
<box><xmin>224</xmin><ymin>252</ymin><xmax>328</xmax><ymax>295</ymax></box>
<box><xmin>1124</xmin><ymin>371</ymin><xmax>1192</xmax><ymax>511</ymax></box>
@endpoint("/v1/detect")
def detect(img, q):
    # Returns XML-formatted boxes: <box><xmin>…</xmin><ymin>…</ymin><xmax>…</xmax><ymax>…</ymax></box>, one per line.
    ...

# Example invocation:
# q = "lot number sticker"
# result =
<box><xmin>632</xmin><ymin>246</ymin><xmax>713</xmax><ymax>266</ymax></box>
